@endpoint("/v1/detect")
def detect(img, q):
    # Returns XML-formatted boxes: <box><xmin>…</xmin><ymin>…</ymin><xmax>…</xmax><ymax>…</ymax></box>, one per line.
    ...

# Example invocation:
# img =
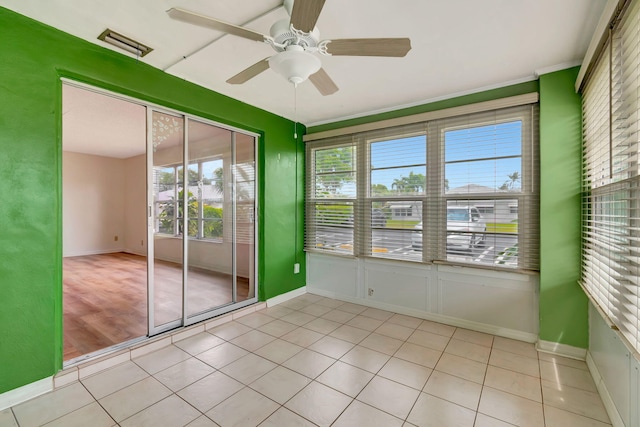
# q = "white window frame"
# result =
<box><xmin>306</xmin><ymin>141</ymin><xmax>357</xmax><ymax>255</ymax></box>
<box><xmin>580</xmin><ymin>0</ymin><xmax>640</xmax><ymax>356</ymax></box>
<box><xmin>155</xmin><ymin>157</ymin><xmax>224</xmax><ymax>242</ymax></box>
<box><xmin>305</xmin><ymin>104</ymin><xmax>539</xmax><ymax>271</ymax></box>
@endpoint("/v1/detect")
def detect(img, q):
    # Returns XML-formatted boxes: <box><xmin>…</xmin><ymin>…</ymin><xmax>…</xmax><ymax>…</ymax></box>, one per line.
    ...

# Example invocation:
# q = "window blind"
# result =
<box><xmin>305</xmin><ymin>103</ymin><xmax>539</xmax><ymax>271</ymax></box>
<box><xmin>581</xmin><ymin>0</ymin><xmax>640</xmax><ymax>356</ymax></box>
<box><xmin>305</xmin><ymin>135</ymin><xmax>357</xmax><ymax>255</ymax></box>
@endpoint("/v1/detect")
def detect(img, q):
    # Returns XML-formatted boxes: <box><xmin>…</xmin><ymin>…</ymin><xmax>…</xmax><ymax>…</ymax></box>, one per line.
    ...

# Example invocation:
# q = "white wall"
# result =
<box><xmin>154</xmin><ymin>237</ymin><xmax>253</xmax><ymax>280</ymax></box>
<box><xmin>63</xmin><ymin>152</ymin><xmax>126</xmax><ymax>257</ymax></box>
<box><xmin>124</xmin><ymin>154</ymin><xmax>147</xmax><ymax>255</ymax></box>
<box><xmin>588</xmin><ymin>303</ymin><xmax>640</xmax><ymax>427</ymax></box>
<box><xmin>307</xmin><ymin>253</ymin><xmax>539</xmax><ymax>342</ymax></box>
<box><xmin>65</xmin><ymin>147</ymin><xmax>254</xmax><ymax>280</ymax></box>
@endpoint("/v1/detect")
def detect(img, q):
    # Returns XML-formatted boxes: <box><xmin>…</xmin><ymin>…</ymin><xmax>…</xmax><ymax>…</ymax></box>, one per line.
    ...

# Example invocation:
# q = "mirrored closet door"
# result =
<box><xmin>148</xmin><ymin>109</ymin><xmax>257</xmax><ymax>335</ymax></box>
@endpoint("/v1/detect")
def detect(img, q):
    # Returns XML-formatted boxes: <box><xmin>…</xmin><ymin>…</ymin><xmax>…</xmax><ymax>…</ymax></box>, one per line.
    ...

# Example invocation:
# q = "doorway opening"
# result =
<box><xmin>62</xmin><ymin>82</ymin><xmax>258</xmax><ymax>363</ymax></box>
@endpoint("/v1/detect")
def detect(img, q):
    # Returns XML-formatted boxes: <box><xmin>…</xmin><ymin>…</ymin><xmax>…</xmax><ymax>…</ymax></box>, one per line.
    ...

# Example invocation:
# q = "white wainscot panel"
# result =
<box><xmin>306</xmin><ymin>254</ymin><xmax>538</xmax><ymax>340</ymax></box>
<box><xmin>364</xmin><ymin>260</ymin><xmax>428</xmax><ymax>311</ymax></box>
<box><xmin>438</xmin><ymin>267</ymin><xmax>538</xmax><ymax>334</ymax></box>
<box><xmin>631</xmin><ymin>356</ymin><xmax>639</xmax><ymax>427</ymax></box>
<box><xmin>589</xmin><ymin>303</ymin><xmax>631</xmax><ymax>426</ymax></box>
<box><xmin>307</xmin><ymin>253</ymin><xmax>358</xmax><ymax>298</ymax></box>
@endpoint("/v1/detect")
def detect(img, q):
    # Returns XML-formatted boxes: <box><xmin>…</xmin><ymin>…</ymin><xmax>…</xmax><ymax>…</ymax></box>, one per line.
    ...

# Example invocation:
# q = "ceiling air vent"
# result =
<box><xmin>98</xmin><ymin>29</ymin><xmax>153</xmax><ymax>57</ymax></box>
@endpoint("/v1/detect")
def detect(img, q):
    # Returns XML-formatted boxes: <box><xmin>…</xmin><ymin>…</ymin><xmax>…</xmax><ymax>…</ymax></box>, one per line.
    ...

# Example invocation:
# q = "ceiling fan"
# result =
<box><xmin>167</xmin><ymin>0</ymin><xmax>411</xmax><ymax>96</ymax></box>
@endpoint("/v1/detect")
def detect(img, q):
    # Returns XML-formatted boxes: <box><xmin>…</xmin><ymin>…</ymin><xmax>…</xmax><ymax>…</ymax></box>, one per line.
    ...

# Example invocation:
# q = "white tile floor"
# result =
<box><xmin>0</xmin><ymin>294</ymin><xmax>612</xmax><ymax>427</ymax></box>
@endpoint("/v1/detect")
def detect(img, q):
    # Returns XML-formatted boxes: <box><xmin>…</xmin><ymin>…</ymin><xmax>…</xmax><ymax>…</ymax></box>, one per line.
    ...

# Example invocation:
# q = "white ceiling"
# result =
<box><xmin>62</xmin><ymin>84</ymin><xmax>250</xmax><ymax>158</ymax></box>
<box><xmin>4</xmin><ymin>0</ymin><xmax>606</xmax><ymax>126</ymax></box>
<box><xmin>62</xmin><ymin>84</ymin><xmax>146</xmax><ymax>158</ymax></box>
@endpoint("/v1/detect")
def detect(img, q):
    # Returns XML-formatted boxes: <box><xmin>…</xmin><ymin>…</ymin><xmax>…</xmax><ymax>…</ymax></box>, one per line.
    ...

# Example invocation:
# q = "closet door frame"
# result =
<box><xmin>147</xmin><ymin>107</ymin><xmax>259</xmax><ymax>336</ymax></box>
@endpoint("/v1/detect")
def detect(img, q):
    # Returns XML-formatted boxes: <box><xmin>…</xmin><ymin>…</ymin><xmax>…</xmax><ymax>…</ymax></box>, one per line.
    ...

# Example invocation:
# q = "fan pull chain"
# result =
<box><xmin>293</xmin><ymin>83</ymin><xmax>298</xmax><ymax>139</ymax></box>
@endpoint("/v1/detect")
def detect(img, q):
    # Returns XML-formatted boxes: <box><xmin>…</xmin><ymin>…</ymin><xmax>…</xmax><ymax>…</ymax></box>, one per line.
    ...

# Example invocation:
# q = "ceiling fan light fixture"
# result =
<box><xmin>268</xmin><ymin>45</ymin><xmax>321</xmax><ymax>85</ymax></box>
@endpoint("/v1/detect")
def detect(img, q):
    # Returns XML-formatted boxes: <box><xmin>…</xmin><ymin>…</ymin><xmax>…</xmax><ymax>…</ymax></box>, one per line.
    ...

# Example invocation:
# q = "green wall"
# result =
<box><xmin>0</xmin><ymin>7</ymin><xmax>304</xmax><ymax>394</ymax></box>
<box><xmin>538</xmin><ymin>68</ymin><xmax>588</xmax><ymax>348</ymax></box>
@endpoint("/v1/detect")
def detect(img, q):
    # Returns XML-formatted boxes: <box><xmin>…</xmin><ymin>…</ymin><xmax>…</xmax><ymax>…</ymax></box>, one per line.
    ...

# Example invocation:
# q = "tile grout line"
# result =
<box><xmin>474</xmin><ymin>340</ymin><xmax>494</xmax><ymax>426</ymax></box>
<box><xmin>242</xmin><ymin>301</ymin><xmax>415</xmax><ymax>424</ymax></box>
<box><xmin>402</xmin><ymin>326</ymin><xmax>454</xmax><ymax>424</ymax></box>
<box><xmin>538</xmin><ymin>351</ymin><xmax>548</xmax><ymax>427</ymax></box>
<box><xmin>171</xmin><ymin>307</ymin><xmax>602</xmax><ymax>426</ymax></box>
<box><xmin>10</xmin><ymin>295</ymin><xmax>607</xmax><ymax>427</ymax></box>
<box><xmin>78</xmin><ymin>380</ymin><xmax>122</xmax><ymax>427</ymax></box>
<box><xmin>278</xmin><ymin>300</ymin><xmax>502</xmax><ymax>425</ymax></box>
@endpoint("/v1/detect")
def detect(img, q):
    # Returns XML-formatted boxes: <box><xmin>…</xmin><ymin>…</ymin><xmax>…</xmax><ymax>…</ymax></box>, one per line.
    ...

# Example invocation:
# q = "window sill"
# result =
<box><xmin>154</xmin><ymin>233</ymin><xmax>224</xmax><ymax>244</ymax></box>
<box><xmin>305</xmin><ymin>249</ymin><xmax>539</xmax><ymax>276</ymax></box>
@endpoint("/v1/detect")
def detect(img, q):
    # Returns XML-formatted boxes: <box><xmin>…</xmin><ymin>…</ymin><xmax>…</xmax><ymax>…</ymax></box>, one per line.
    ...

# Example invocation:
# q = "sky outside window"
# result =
<box><xmin>445</xmin><ymin>121</ymin><xmax>522</xmax><ymax>191</ymax></box>
<box><xmin>368</xmin><ymin>121</ymin><xmax>522</xmax><ymax>192</ymax></box>
<box><xmin>370</xmin><ymin>135</ymin><xmax>426</xmax><ymax>195</ymax></box>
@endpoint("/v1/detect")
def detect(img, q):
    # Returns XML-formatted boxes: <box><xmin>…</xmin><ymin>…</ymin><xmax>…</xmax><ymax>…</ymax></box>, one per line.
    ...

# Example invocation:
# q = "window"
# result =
<box><xmin>155</xmin><ymin>165</ymin><xmax>181</xmax><ymax>235</ymax></box>
<box><xmin>442</xmin><ymin>116</ymin><xmax>533</xmax><ymax>264</ymax></box>
<box><xmin>477</xmin><ymin>206</ymin><xmax>494</xmax><ymax>214</ymax></box>
<box><xmin>305</xmin><ymin>104</ymin><xmax>539</xmax><ymax>269</ymax></box>
<box><xmin>305</xmin><ymin>141</ymin><xmax>356</xmax><ymax>254</ymax></box>
<box><xmin>366</xmin><ymin>134</ymin><xmax>426</xmax><ymax>260</ymax></box>
<box><xmin>154</xmin><ymin>158</ymin><xmax>224</xmax><ymax>240</ymax></box>
<box><xmin>395</xmin><ymin>207</ymin><xmax>413</xmax><ymax>217</ymax></box>
<box><xmin>581</xmin><ymin>0</ymin><xmax>640</xmax><ymax>354</ymax></box>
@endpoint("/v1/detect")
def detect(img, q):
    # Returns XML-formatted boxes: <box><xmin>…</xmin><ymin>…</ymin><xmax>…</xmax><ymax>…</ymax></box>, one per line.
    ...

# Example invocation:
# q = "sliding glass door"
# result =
<box><xmin>148</xmin><ymin>109</ymin><xmax>257</xmax><ymax>335</ymax></box>
<box><xmin>150</xmin><ymin>111</ymin><xmax>184</xmax><ymax>331</ymax></box>
<box><xmin>234</xmin><ymin>133</ymin><xmax>256</xmax><ymax>303</ymax></box>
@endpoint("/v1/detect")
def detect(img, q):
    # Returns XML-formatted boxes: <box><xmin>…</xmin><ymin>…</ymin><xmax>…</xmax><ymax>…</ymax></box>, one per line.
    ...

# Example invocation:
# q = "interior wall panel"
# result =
<box><xmin>63</xmin><ymin>152</ymin><xmax>125</xmax><ymax>257</ymax></box>
<box><xmin>307</xmin><ymin>254</ymin><xmax>358</xmax><ymax>298</ymax></box>
<box><xmin>364</xmin><ymin>260</ymin><xmax>429</xmax><ymax>311</ymax></box>
<box><xmin>307</xmin><ymin>253</ymin><xmax>538</xmax><ymax>338</ymax></box>
<box><xmin>124</xmin><ymin>154</ymin><xmax>147</xmax><ymax>255</ymax></box>
<box><xmin>589</xmin><ymin>303</ymin><xmax>631</xmax><ymax>426</ymax></box>
<box><xmin>438</xmin><ymin>277</ymin><xmax>536</xmax><ymax>333</ymax></box>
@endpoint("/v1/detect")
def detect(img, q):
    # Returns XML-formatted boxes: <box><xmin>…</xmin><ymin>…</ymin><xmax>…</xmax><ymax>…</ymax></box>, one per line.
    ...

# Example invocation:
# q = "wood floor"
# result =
<box><xmin>63</xmin><ymin>252</ymin><xmax>250</xmax><ymax>361</ymax></box>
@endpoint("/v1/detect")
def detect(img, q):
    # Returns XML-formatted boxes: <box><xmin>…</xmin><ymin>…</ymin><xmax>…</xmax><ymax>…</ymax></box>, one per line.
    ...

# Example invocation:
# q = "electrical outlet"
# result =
<box><xmin>294</xmin><ymin>263</ymin><xmax>300</xmax><ymax>274</ymax></box>
<box><xmin>368</xmin><ymin>288</ymin><xmax>374</xmax><ymax>296</ymax></box>
<box><xmin>114</xmin><ymin>235</ymin><xmax>118</xmax><ymax>242</ymax></box>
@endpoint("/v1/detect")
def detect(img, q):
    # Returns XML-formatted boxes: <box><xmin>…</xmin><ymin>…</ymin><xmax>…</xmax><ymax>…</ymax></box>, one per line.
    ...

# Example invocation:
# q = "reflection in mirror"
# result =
<box><xmin>152</xmin><ymin>111</ymin><xmax>184</xmax><ymax>328</ymax></box>
<box><xmin>235</xmin><ymin>132</ymin><xmax>256</xmax><ymax>302</ymax></box>
<box><xmin>186</xmin><ymin>120</ymin><xmax>233</xmax><ymax>318</ymax></box>
<box><xmin>150</xmin><ymin>113</ymin><xmax>258</xmax><ymax>327</ymax></box>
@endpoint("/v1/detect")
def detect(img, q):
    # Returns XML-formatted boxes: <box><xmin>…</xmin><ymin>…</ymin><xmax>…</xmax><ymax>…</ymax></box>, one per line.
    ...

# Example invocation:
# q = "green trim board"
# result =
<box><xmin>0</xmin><ymin>6</ymin><xmax>305</xmax><ymax>394</ymax></box>
<box><xmin>307</xmin><ymin>81</ymin><xmax>539</xmax><ymax>134</ymax></box>
<box><xmin>538</xmin><ymin>67</ymin><xmax>588</xmax><ymax>348</ymax></box>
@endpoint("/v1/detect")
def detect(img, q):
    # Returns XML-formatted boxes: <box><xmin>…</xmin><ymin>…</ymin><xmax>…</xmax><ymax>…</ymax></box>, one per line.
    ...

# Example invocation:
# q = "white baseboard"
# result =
<box><xmin>0</xmin><ymin>377</ymin><xmax>52</xmax><ymax>411</ymax></box>
<box><xmin>124</xmin><ymin>248</ymin><xmax>146</xmax><ymax>257</ymax></box>
<box><xmin>306</xmin><ymin>288</ymin><xmax>538</xmax><ymax>343</ymax></box>
<box><xmin>536</xmin><ymin>340</ymin><xmax>588</xmax><ymax>360</ymax></box>
<box><xmin>586</xmin><ymin>352</ymin><xmax>626</xmax><ymax>427</ymax></box>
<box><xmin>63</xmin><ymin>248</ymin><xmax>125</xmax><ymax>258</ymax></box>
<box><xmin>267</xmin><ymin>286</ymin><xmax>307</xmax><ymax>307</ymax></box>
